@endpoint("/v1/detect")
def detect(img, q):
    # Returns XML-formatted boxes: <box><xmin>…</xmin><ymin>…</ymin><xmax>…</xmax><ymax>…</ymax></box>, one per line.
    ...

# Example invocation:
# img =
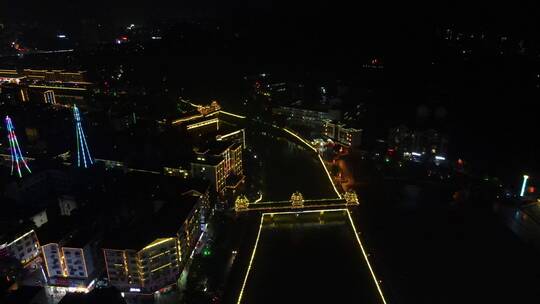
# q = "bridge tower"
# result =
<box><xmin>344</xmin><ymin>190</ymin><xmax>359</xmax><ymax>205</ymax></box>
<box><xmin>235</xmin><ymin>195</ymin><xmax>249</xmax><ymax>211</ymax></box>
<box><xmin>73</xmin><ymin>105</ymin><xmax>93</xmax><ymax>168</ymax></box>
<box><xmin>4</xmin><ymin>116</ymin><xmax>31</xmax><ymax>178</ymax></box>
<box><xmin>291</xmin><ymin>191</ymin><xmax>304</xmax><ymax>208</ymax></box>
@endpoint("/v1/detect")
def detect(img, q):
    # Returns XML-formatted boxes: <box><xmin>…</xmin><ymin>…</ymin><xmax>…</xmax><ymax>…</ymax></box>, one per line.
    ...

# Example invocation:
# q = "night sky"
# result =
<box><xmin>2</xmin><ymin>0</ymin><xmax>540</xmax><ymax>182</ymax></box>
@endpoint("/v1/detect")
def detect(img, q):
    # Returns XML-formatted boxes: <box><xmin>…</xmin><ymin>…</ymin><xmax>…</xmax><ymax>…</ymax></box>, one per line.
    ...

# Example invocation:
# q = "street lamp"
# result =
<box><xmin>520</xmin><ymin>175</ymin><xmax>530</xmax><ymax>197</ymax></box>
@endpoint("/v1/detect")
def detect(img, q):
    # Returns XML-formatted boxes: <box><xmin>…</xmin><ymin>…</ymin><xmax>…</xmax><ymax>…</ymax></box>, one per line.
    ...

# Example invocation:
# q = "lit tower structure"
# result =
<box><xmin>4</xmin><ymin>116</ymin><xmax>31</xmax><ymax>177</ymax></box>
<box><xmin>73</xmin><ymin>105</ymin><xmax>93</xmax><ymax>168</ymax></box>
<box><xmin>520</xmin><ymin>175</ymin><xmax>530</xmax><ymax>197</ymax></box>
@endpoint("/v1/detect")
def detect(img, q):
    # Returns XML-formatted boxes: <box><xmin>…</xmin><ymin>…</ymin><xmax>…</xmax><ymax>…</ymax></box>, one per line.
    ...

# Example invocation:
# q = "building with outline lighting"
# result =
<box><xmin>37</xmin><ymin>216</ymin><xmax>100</xmax><ymax>289</ymax></box>
<box><xmin>191</xmin><ymin>141</ymin><xmax>243</xmax><ymax>193</ymax></box>
<box><xmin>0</xmin><ymin>229</ymin><xmax>41</xmax><ymax>266</ymax></box>
<box><xmin>43</xmin><ymin>90</ymin><xmax>56</xmax><ymax>104</ymax></box>
<box><xmin>102</xmin><ymin>180</ymin><xmax>211</xmax><ymax>293</ymax></box>
<box><xmin>323</xmin><ymin>121</ymin><xmax>363</xmax><ymax>148</ymax></box>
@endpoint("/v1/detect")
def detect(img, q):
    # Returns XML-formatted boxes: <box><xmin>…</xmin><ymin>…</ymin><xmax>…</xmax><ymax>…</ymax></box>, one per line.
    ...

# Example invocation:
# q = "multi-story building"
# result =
<box><xmin>323</xmin><ymin>121</ymin><xmax>363</xmax><ymax>148</ymax></box>
<box><xmin>38</xmin><ymin>219</ymin><xmax>99</xmax><ymax>289</ymax></box>
<box><xmin>0</xmin><ymin>229</ymin><xmax>41</xmax><ymax>265</ymax></box>
<box><xmin>387</xmin><ymin>125</ymin><xmax>449</xmax><ymax>162</ymax></box>
<box><xmin>22</xmin><ymin>69</ymin><xmax>88</xmax><ymax>83</ymax></box>
<box><xmin>102</xmin><ymin>186</ymin><xmax>210</xmax><ymax>293</ymax></box>
<box><xmin>41</xmin><ymin>244</ymin><xmax>93</xmax><ymax>281</ymax></box>
<box><xmin>272</xmin><ymin>105</ymin><xmax>341</xmax><ymax>128</ymax></box>
<box><xmin>0</xmin><ymin>68</ymin><xmax>91</xmax><ymax>105</ymax></box>
<box><xmin>191</xmin><ymin>142</ymin><xmax>243</xmax><ymax>193</ymax></box>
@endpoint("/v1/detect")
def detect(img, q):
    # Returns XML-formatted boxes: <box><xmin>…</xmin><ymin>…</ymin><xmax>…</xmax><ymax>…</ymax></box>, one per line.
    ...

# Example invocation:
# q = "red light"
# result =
<box><xmin>457</xmin><ymin>159</ymin><xmax>464</xmax><ymax>165</ymax></box>
<box><xmin>529</xmin><ymin>186</ymin><xmax>536</xmax><ymax>193</ymax></box>
<box><xmin>121</xmin><ymin>36</ymin><xmax>128</xmax><ymax>41</ymax></box>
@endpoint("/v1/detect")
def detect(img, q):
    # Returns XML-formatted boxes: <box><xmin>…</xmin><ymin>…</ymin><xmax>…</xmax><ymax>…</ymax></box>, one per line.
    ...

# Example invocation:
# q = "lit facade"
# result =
<box><xmin>273</xmin><ymin>105</ymin><xmax>340</xmax><ymax>127</ymax></box>
<box><xmin>388</xmin><ymin>125</ymin><xmax>448</xmax><ymax>159</ymax></box>
<box><xmin>324</xmin><ymin>121</ymin><xmax>362</xmax><ymax>148</ymax></box>
<box><xmin>42</xmin><ymin>244</ymin><xmax>94</xmax><ymax>283</ymax></box>
<box><xmin>103</xmin><ymin>191</ymin><xmax>210</xmax><ymax>293</ymax></box>
<box><xmin>191</xmin><ymin>142</ymin><xmax>243</xmax><ymax>193</ymax></box>
<box><xmin>43</xmin><ymin>90</ymin><xmax>56</xmax><ymax>104</ymax></box>
<box><xmin>103</xmin><ymin>238</ymin><xmax>179</xmax><ymax>292</ymax></box>
<box><xmin>0</xmin><ymin>230</ymin><xmax>41</xmax><ymax>265</ymax></box>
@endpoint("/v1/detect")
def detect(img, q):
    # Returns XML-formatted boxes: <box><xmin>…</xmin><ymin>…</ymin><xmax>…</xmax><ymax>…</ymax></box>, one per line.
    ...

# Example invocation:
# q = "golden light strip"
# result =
<box><xmin>345</xmin><ymin>209</ymin><xmax>388</xmax><ymax>304</ymax></box>
<box><xmin>41</xmin><ymin>245</ymin><xmax>53</xmax><ymax>278</ymax></box>
<box><xmin>28</xmin><ymin>85</ymin><xmax>87</xmax><ymax>91</ymax></box>
<box><xmin>123</xmin><ymin>251</ymin><xmax>129</xmax><ymax>278</ymax></box>
<box><xmin>282</xmin><ymin>128</ymin><xmax>317</xmax><ymax>152</ymax></box>
<box><xmin>318</xmin><ymin>153</ymin><xmax>342</xmax><ymax>199</ymax></box>
<box><xmin>60</xmin><ymin>247</ymin><xmax>69</xmax><ymax>277</ymax></box>
<box><xmin>7</xmin><ymin>230</ymin><xmax>35</xmax><ymax>246</ymax></box>
<box><xmin>217</xmin><ymin>129</ymin><xmax>244</xmax><ymax>140</ymax></box>
<box><xmin>140</xmin><ymin>238</ymin><xmax>175</xmax><ymax>252</ymax></box>
<box><xmin>219</xmin><ymin>110</ymin><xmax>246</xmax><ymax>119</ymax></box>
<box><xmin>151</xmin><ymin>262</ymin><xmax>172</xmax><ymax>273</ymax></box>
<box><xmin>186</xmin><ymin>118</ymin><xmax>219</xmax><ymax>130</ymax></box>
<box><xmin>148</xmin><ymin>251</ymin><xmax>170</xmax><ymax>260</ymax></box>
<box><xmin>239</xmin><ymin>202</ymin><xmax>352</xmax><ymax>212</ymax></box>
<box><xmin>253</xmin><ymin>193</ymin><xmax>263</xmax><ymax>204</ymax></box>
<box><xmin>236</xmin><ymin>214</ymin><xmax>264</xmax><ymax>304</ymax></box>
<box><xmin>171</xmin><ymin>114</ymin><xmax>203</xmax><ymax>125</ymax></box>
<box><xmin>282</xmin><ymin>128</ymin><xmax>341</xmax><ymax>199</ymax></box>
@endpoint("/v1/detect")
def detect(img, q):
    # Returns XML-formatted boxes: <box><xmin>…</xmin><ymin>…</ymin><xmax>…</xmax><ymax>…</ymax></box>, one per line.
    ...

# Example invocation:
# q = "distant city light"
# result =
<box><xmin>151</xmin><ymin>36</ymin><xmax>162</xmax><ymax>40</ymax></box>
<box><xmin>130</xmin><ymin>288</ymin><xmax>141</xmax><ymax>292</ymax></box>
<box><xmin>435</xmin><ymin>156</ymin><xmax>446</xmax><ymax>161</ymax></box>
<box><xmin>520</xmin><ymin>175</ymin><xmax>530</xmax><ymax>197</ymax></box>
<box><xmin>411</xmin><ymin>152</ymin><xmax>422</xmax><ymax>156</ymax></box>
<box><xmin>57</xmin><ymin>34</ymin><xmax>67</xmax><ymax>39</ymax></box>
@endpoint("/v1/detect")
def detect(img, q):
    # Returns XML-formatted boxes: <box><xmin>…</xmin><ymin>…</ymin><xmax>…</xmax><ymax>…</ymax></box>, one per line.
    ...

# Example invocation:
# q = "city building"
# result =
<box><xmin>387</xmin><ymin>125</ymin><xmax>449</xmax><ymax>162</ymax></box>
<box><xmin>0</xmin><ymin>69</ymin><xmax>25</xmax><ymax>84</ymax></box>
<box><xmin>102</xmin><ymin>178</ymin><xmax>211</xmax><ymax>293</ymax></box>
<box><xmin>41</xmin><ymin>244</ymin><xmax>93</xmax><ymax>284</ymax></box>
<box><xmin>191</xmin><ymin>141</ymin><xmax>244</xmax><ymax>193</ymax></box>
<box><xmin>0</xmin><ymin>229</ymin><xmax>41</xmax><ymax>265</ymax></box>
<box><xmin>0</xmin><ymin>68</ymin><xmax>91</xmax><ymax>105</ymax></box>
<box><xmin>323</xmin><ymin>121</ymin><xmax>363</xmax><ymax>148</ymax></box>
<box><xmin>38</xmin><ymin>217</ymin><xmax>100</xmax><ymax>289</ymax></box>
<box><xmin>22</xmin><ymin>69</ymin><xmax>88</xmax><ymax>83</ymax></box>
<box><xmin>273</xmin><ymin>105</ymin><xmax>341</xmax><ymax>128</ymax></box>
